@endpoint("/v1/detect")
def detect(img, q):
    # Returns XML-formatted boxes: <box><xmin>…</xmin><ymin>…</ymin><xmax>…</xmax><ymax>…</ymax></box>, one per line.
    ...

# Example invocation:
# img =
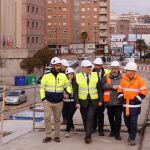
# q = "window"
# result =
<box><xmin>82</xmin><ymin>8</ymin><xmax>85</xmax><ymax>12</ymax></box>
<box><xmin>36</xmin><ymin>37</ymin><xmax>39</xmax><ymax>43</ymax></box>
<box><xmin>27</xmin><ymin>37</ymin><xmax>30</xmax><ymax>44</ymax></box>
<box><xmin>63</xmin><ymin>23</ymin><xmax>67</xmax><ymax>26</ymax></box>
<box><xmin>36</xmin><ymin>7</ymin><xmax>38</xmax><ymax>13</ymax></box>
<box><xmin>94</xmin><ymin>8</ymin><xmax>97</xmax><ymax>11</ymax></box>
<box><xmin>63</xmin><ymin>8</ymin><xmax>67</xmax><ymax>11</ymax></box>
<box><xmin>27</xmin><ymin>21</ymin><xmax>30</xmax><ymax>27</ymax></box>
<box><xmin>36</xmin><ymin>22</ymin><xmax>38</xmax><ymax>28</ymax></box>
<box><xmin>32</xmin><ymin>6</ymin><xmax>35</xmax><ymax>13</ymax></box>
<box><xmin>27</xmin><ymin>5</ymin><xmax>30</xmax><ymax>12</ymax></box>
<box><xmin>32</xmin><ymin>22</ymin><xmax>34</xmax><ymax>28</ymax></box>
<box><xmin>81</xmin><ymin>23</ymin><xmax>85</xmax><ymax>26</ymax></box>
<box><xmin>48</xmin><ymin>23</ymin><xmax>52</xmax><ymax>26</ymax></box>
<box><xmin>32</xmin><ymin>37</ymin><xmax>34</xmax><ymax>43</ymax></box>
<box><xmin>48</xmin><ymin>15</ymin><xmax>52</xmax><ymax>19</ymax></box>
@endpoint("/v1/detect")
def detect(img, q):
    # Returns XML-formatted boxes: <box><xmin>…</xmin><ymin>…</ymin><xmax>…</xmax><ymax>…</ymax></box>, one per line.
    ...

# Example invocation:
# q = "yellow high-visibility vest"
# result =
<box><xmin>40</xmin><ymin>73</ymin><xmax>70</xmax><ymax>100</ymax></box>
<box><xmin>76</xmin><ymin>72</ymin><xmax>98</xmax><ymax>100</ymax></box>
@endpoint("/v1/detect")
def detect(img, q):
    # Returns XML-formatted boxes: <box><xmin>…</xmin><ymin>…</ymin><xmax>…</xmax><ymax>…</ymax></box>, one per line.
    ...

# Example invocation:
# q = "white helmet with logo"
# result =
<box><xmin>124</xmin><ymin>61</ymin><xmax>137</xmax><ymax>71</ymax></box>
<box><xmin>61</xmin><ymin>59</ymin><xmax>70</xmax><ymax>67</ymax></box>
<box><xmin>110</xmin><ymin>61</ymin><xmax>120</xmax><ymax>67</ymax></box>
<box><xmin>51</xmin><ymin>57</ymin><xmax>61</xmax><ymax>65</ymax></box>
<box><xmin>93</xmin><ymin>57</ymin><xmax>103</xmax><ymax>65</ymax></box>
<box><xmin>66</xmin><ymin>67</ymin><xmax>75</xmax><ymax>74</ymax></box>
<box><xmin>81</xmin><ymin>60</ymin><xmax>92</xmax><ymax>67</ymax></box>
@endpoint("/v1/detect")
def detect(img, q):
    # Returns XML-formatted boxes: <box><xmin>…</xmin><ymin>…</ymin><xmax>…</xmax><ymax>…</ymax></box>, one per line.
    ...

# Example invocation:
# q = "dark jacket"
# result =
<box><xmin>102</xmin><ymin>71</ymin><xmax>122</xmax><ymax>106</ymax></box>
<box><xmin>73</xmin><ymin>72</ymin><xmax>103</xmax><ymax>108</ymax></box>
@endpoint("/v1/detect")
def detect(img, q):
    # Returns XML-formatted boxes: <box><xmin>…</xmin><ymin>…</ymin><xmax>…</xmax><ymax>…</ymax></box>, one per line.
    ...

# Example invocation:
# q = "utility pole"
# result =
<box><xmin>94</xmin><ymin>25</ymin><xmax>97</xmax><ymax>58</ymax></box>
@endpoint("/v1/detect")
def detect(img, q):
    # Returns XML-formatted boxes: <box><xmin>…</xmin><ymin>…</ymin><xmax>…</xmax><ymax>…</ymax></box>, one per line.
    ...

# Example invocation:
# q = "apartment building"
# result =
<box><xmin>47</xmin><ymin>0</ymin><xmax>110</xmax><ymax>54</ymax></box>
<box><xmin>0</xmin><ymin>0</ymin><xmax>46</xmax><ymax>52</ymax></box>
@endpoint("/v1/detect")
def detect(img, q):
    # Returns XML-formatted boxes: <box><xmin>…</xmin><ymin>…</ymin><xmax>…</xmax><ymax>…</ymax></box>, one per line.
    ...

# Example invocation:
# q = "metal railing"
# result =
<box><xmin>0</xmin><ymin>85</ymin><xmax>42</xmax><ymax>144</ymax></box>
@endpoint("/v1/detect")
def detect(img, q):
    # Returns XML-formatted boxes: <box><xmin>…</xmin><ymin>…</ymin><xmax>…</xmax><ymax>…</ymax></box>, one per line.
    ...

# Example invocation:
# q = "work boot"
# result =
<box><xmin>42</xmin><ymin>137</ymin><xmax>51</xmax><ymax>143</ymax></box>
<box><xmin>99</xmin><ymin>131</ymin><xmax>105</xmax><ymax>136</ymax></box>
<box><xmin>109</xmin><ymin>132</ymin><xmax>115</xmax><ymax>137</ymax></box>
<box><xmin>84</xmin><ymin>137</ymin><xmax>92</xmax><ymax>144</ymax></box>
<box><xmin>65</xmin><ymin>132</ymin><xmax>70</xmax><ymax>138</ymax></box>
<box><xmin>115</xmin><ymin>134</ymin><xmax>121</xmax><ymax>140</ymax></box>
<box><xmin>54</xmin><ymin>137</ymin><xmax>60</xmax><ymax>142</ymax></box>
<box><xmin>130</xmin><ymin>140</ymin><xmax>136</xmax><ymax>146</ymax></box>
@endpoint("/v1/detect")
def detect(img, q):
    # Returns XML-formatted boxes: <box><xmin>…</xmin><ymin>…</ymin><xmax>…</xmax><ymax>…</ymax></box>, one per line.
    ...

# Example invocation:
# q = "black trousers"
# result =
<box><xmin>106</xmin><ymin>105</ymin><xmax>123</xmax><ymax>136</ymax></box>
<box><xmin>65</xmin><ymin>102</ymin><xmax>77</xmax><ymax>132</ymax></box>
<box><xmin>80</xmin><ymin>100</ymin><xmax>97</xmax><ymax>138</ymax></box>
<box><xmin>93</xmin><ymin>105</ymin><xmax>105</xmax><ymax>132</ymax></box>
<box><xmin>124</xmin><ymin>115</ymin><xmax>138</xmax><ymax>140</ymax></box>
<box><xmin>62</xmin><ymin>102</ymin><xmax>67</xmax><ymax>121</ymax></box>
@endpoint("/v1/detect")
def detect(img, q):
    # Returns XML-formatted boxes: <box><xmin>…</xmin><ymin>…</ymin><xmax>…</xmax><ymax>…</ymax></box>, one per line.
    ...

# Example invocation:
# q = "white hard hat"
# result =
<box><xmin>81</xmin><ymin>60</ymin><xmax>92</xmax><ymax>67</ymax></box>
<box><xmin>93</xmin><ymin>57</ymin><xmax>103</xmax><ymax>65</ymax></box>
<box><xmin>110</xmin><ymin>61</ymin><xmax>120</xmax><ymax>67</ymax></box>
<box><xmin>51</xmin><ymin>57</ymin><xmax>61</xmax><ymax>65</ymax></box>
<box><xmin>65</xmin><ymin>67</ymin><xmax>75</xmax><ymax>74</ymax></box>
<box><xmin>124</xmin><ymin>61</ymin><xmax>137</xmax><ymax>71</ymax></box>
<box><xmin>61</xmin><ymin>59</ymin><xmax>70</xmax><ymax>67</ymax></box>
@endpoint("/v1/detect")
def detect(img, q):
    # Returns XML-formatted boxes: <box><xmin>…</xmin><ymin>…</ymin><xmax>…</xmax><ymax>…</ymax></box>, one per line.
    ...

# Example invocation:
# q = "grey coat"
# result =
<box><xmin>102</xmin><ymin>72</ymin><xmax>122</xmax><ymax>106</ymax></box>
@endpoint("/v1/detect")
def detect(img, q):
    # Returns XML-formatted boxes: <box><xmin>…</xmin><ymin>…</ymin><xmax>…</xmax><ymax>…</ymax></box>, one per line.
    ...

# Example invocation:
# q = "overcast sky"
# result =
<box><xmin>110</xmin><ymin>0</ymin><xmax>150</xmax><ymax>15</ymax></box>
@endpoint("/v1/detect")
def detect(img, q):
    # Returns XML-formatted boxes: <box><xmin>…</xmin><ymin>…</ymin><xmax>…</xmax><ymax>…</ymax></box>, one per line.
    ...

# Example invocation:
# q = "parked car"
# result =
<box><xmin>142</xmin><ymin>53</ymin><xmax>150</xmax><ymax>59</ymax></box>
<box><xmin>5</xmin><ymin>90</ymin><xmax>27</xmax><ymax>105</ymax></box>
<box><xmin>78</xmin><ymin>54</ymin><xmax>88</xmax><ymax>60</ymax></box>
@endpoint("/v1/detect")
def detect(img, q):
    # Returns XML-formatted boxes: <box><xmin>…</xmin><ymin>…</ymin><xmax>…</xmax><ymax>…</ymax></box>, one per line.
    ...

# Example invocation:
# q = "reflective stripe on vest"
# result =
<box><xmin>103</xmin><ymin>75</ymin><xmax>111</xmax><ymax>103</ymax></box>
<box><xmin>76</xmin><ymin>72</ymin><xmax>98</xmax><ymax>100</ymax></box>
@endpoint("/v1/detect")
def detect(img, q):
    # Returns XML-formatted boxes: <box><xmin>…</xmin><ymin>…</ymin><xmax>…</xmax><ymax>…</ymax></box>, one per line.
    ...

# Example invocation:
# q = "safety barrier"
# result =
<box><xmin>0</xmin><ymin>85</ymin><xmax>41</xmax><ymax>144</ymax></box>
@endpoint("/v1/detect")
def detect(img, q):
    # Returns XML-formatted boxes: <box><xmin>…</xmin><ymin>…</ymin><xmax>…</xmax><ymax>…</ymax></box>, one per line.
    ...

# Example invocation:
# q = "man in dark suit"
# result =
<box><xmin>73</xmin><ymin>60</ymin><xmax>103</xmax><ymax>144</ymax></box>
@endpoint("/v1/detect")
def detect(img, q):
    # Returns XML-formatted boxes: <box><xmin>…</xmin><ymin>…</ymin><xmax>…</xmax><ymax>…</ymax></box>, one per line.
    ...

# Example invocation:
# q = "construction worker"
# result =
<box><xmin>93</xmin><ymin>57</ymin><xmax>110</xmax><ymax>136</ymax></box>
<box><xmin>73</xmin><ymin>60</ymin><xmax>103</xmax><ymax>144</ymax></box>
<box><xmin>102</xmin><ymin>61</ymin><xmax>123</xmax><ymax>140</ymax></box>
<box><xmin>64</xmin><ymin>67</ymin><xmax>77</xmax><ymax>138</ymax></box>
<box><xmin>118</xmin><ymin>61</ymin><xmax>147</xmax><ymax>146</ymax></box>
<box><xmin>40</xmin><ymin>57</ymin><xmax>70</xmax><ymax>143</ymax></box>
<box><xmin>61</xmin><ymin>59</ymin><xmax>70</xmax><ymax>125</ymax></box>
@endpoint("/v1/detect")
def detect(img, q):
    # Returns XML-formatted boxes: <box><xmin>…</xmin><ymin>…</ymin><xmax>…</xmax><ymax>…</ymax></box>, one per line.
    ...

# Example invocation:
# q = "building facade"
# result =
<box><xmin>46</xmin><ymin>0</ymin><xmax>110</xmax><ymax>54</ymax></box>
<box><xmin>0</xmin><ymin>0</ymin><xmax>46</xmax><ymax>52</ymax></box>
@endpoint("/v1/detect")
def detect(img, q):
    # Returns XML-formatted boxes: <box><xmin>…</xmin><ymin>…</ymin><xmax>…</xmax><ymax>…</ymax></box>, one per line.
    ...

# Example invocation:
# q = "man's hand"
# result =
<box><xmin>112</xmin><ymin>85</ymin><xmax>119</xmax><ymax>90</ymax></box>
<box><xmin>76</xmin><ymin>104</ymin><xmax>80</xmax><ymax>109</ymax></box>
<box><xmin>64</xmin><ymin>94</ymin><xmax>69</xmax><ymax>99</ymax></box>
<box><xmin>98</xmin><ymin>102</ymin><xmax>103</xmax><ymax>107</ymax></box>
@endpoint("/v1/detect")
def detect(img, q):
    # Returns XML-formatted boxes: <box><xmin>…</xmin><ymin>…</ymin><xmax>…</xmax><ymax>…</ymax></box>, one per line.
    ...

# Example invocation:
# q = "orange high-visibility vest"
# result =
<box><xmin>118</xmin><ymin>73</ymin><xmax>147</xmax><ymax>116</ymax></box>
<box><xmin>103</xmin><ymin>75</ymin><xmax>111</xmax><ymax>103</ymax></box>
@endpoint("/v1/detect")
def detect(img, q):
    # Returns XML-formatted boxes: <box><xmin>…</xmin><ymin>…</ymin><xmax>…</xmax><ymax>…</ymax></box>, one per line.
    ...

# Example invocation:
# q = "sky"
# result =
<box><xmin>110</xmin><ymin>0</ymin><xmax>150</xmax><ymax>15</ymax></box>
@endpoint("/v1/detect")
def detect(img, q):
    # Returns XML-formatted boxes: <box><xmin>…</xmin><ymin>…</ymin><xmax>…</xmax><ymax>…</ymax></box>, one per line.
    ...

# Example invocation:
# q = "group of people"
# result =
<box><xmin>40</xmin><ymin>56</ymin><xmax>147</xmax><ymax>146</ymax></box>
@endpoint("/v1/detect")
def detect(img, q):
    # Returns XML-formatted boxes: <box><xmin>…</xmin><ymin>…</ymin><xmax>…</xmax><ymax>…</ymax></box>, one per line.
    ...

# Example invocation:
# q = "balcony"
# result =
<box><xmin>99</xmin><ymin>40</ymin><xmax>107</xmax><ymax>45</ymax></box>
<box><xmin>100</xmin><ymin>2</ymin><xmax>107</xmax><ymax>7</ymax></box>
<box><xmin>99</xmin><ymin>17</ymin><xmax>107</xmax><ymax>22</ymax></box>
<box><xmin>99</xmin><ymin>32</ymin><xmax>107</xmax><ymax>37</ymax></box>
<box><xmin>99</xmin><ymin>25</ymin><xmax>107</xmax><ymax>29</ymax></box>
<box><xmin>100</xmin><ymin>10</ymin><xmax>107</xmax><ymax>15</ymax></box>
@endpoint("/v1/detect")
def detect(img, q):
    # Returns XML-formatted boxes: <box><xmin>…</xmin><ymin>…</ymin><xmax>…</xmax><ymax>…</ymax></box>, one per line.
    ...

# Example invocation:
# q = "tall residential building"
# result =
<box><xmin>99</xmin><ymin>0</ymin><xmax>110</xmax><ymax>53</ymax></box>
<box><xmin>0</xmin><ymin>0</ymin><xmax>46</xmax><ymax>53</ymax></box>
<box><xmin>46</xmin><ymin>0</ymin><xmax>110</xmax><ymax>54</ymax></box>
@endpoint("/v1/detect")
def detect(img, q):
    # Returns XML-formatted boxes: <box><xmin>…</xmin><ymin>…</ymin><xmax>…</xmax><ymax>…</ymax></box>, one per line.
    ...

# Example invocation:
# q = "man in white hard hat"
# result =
<box><xmin>61</xmin><ymin>59</ymin><xmax>70</xmax><ymax>125</ymax></box>
<box><xmin>102</xmin><ymin>61</ymin><xmax>123</xmax><ymax>140</ymax></box>
<box><xmin>73</xmin><ymin>60</ymin><xmax>103</xmax><ymax>143</ymax></box>
<box><xmin>92</xmin><ymin>57</ymin><xmax>110</xmax><ymax>136</ymax></box>
<box><xmin>118</xmin><ymin>61</ymin><xmax>147</xmax><ymax>146</ymax></box>
<box><xmin>40</xmin><ymin>57</ymin><xmax>70</xmax><ymax>143</ymax></box>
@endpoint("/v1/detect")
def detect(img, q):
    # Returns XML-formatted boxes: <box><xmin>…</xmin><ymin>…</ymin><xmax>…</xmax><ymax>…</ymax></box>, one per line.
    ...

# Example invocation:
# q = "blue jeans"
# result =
<box><xmin>124</xmin><ymin>115</ymin><xmax>138</xmax><ymax>140</ymax></box>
